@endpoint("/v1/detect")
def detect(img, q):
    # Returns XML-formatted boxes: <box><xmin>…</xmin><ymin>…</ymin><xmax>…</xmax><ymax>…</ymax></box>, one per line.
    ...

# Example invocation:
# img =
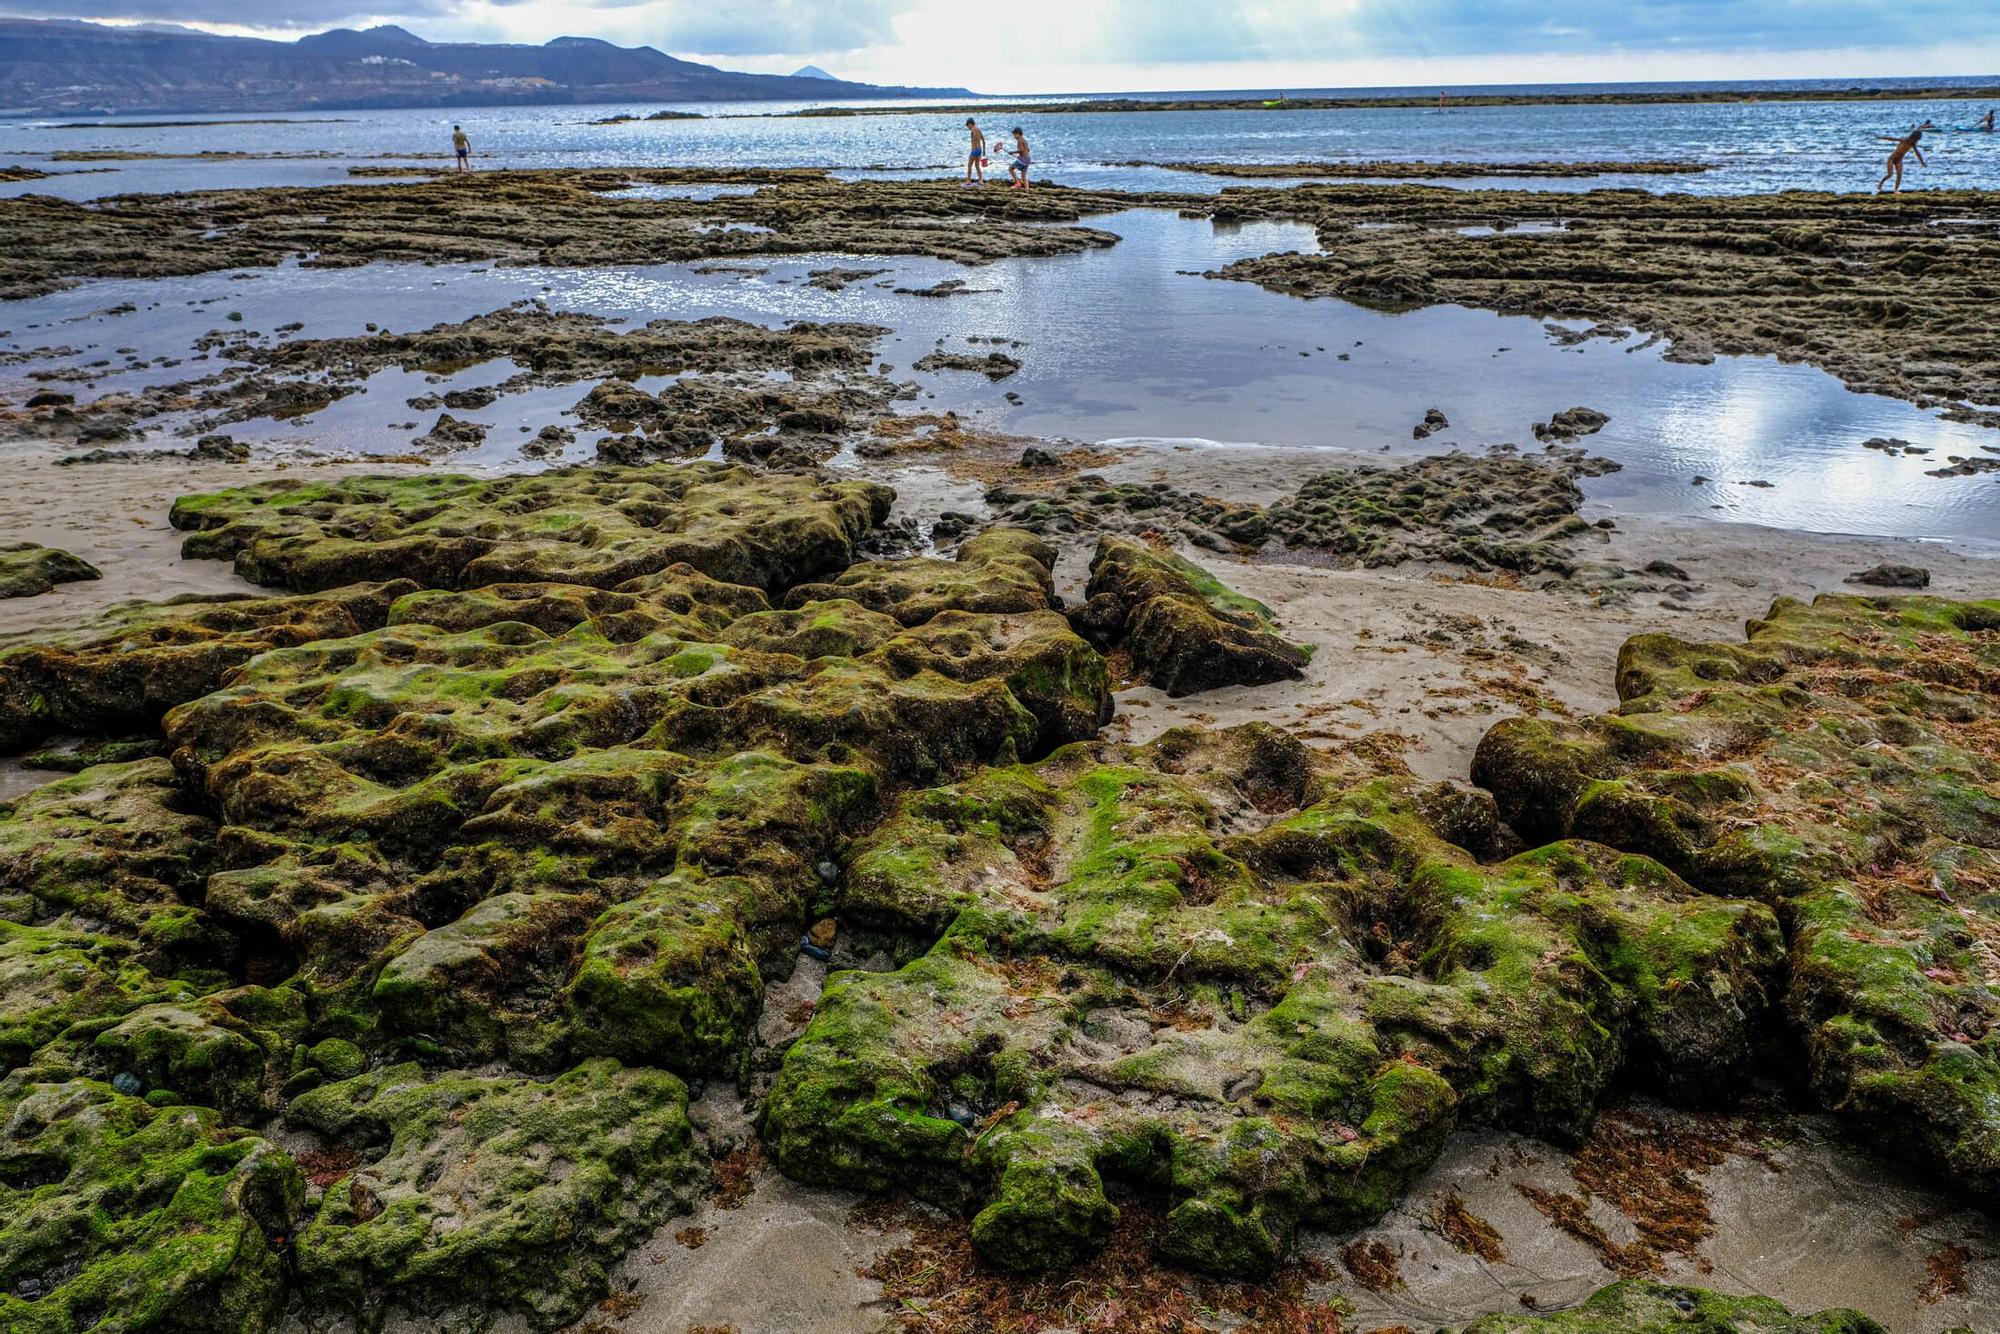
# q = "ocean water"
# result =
<box><xmin>4</xmin><ymin>82</ymin><xmax>2000</xmax><ymax>200</ymax></box>
<box><xmin>5</xmin><ymin>209</ymin><xmax>1996</xmax><ymax>543</ymax></box>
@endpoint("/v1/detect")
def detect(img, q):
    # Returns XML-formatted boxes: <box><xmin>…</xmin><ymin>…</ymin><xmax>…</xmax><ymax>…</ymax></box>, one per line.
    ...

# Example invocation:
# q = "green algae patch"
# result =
<box><xmin>1458</xmin><ymin>1279</ymin><xmax>1886</xmax><ymax>1332</ymax></box>
<box><xmin>0</xmin><ymin>581</ymin><xmax>415</xmax><ymax>755</ymax></box>
<box><xmin>0</xmin><ymin>543</ymin><xmax>99</xmax><ymax>600</ymax></box>
<box><xmin>287</xmin><ymin>1059</ymin><xmax>700</xmax><ymax>1329</ymax></box>
<box><xmin>0</xmin><ymin>1076</ymin><xmax>302</xmax><ymax>1334</ymax></box>
<box><xmin>1074</xmin><ymin>535</ymin><xmax>1308</xmax><ymax>696</ymax></box>
<box><xmin>169</xmin><ymin>462</ymin><xmax>893</xmax><ymax>595</ymax></box>
<box><xmin>1474</xmin><ymin>593</ymin><xmax>2000</xmax><ymax>1195</ymax></box>
<box><xmin>769</xmin><ymin>722</ymin><xmax>1780</xmax><ymax>1277</ymax></box>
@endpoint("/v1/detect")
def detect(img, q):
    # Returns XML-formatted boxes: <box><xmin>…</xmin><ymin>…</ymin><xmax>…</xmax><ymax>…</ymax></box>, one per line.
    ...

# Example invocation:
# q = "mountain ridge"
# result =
<box><xmin>0</xmin><ymin>19</ymin><xmax>971</xmax><ymax>117</ymax></box>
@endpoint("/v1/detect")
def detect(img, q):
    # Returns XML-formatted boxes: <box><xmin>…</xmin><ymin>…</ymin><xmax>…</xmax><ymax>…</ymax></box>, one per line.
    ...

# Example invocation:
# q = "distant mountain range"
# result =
<box><xmin>0</xmin><ymin>19</ymin><xmax>969</xmax><ymax>116</ymax></box>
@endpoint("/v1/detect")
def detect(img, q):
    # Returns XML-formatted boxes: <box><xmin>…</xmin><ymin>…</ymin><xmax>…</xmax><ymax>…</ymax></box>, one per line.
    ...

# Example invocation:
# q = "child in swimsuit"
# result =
<box><xmin>1007</xmin><ymin>127</ymin><xmax>1030</xmax><ymax>189</ymax></box>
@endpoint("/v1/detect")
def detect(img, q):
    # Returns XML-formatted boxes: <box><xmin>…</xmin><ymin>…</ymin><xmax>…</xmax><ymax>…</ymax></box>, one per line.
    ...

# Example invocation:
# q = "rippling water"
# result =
<box><xmin>5</xmin><ymin>82</ymin><xmax>2000</xmax><ymax>200</ymax></box>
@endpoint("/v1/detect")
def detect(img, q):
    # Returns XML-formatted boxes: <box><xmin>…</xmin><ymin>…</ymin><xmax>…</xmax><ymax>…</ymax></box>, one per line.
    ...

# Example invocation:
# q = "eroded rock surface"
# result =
<box><xmin>766</xmin><ymin>724</ymin><xmax>1781</xmax><ymax>1276</ymax></box>
<box><xmin>1073</xmin><ymin>536</ymin><xmax>1309</xmax><ymax>695</ymax></box>
<box><xmin>1475</xmin><ymin>594</ymin><xmax>2000</xmax><ymax>1194</ymax></box>
<box><xmin>0</xmin><ymin>544</ymin><xmax>100</xmax><ymax>600</ymax></box>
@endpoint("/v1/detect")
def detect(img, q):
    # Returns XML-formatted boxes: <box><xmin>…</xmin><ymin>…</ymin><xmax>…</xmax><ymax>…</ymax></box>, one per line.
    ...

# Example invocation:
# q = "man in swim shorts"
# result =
<box><xmin>1006</xmin><ymin>126</ymin><xmax>1031</xmax><ymax>189</ymax></box>
<box><xmin>453</xmin><ymin>125</ymin><xmax>471</xmax><ymax>173</ymax></box>
<box><xmin>965</xmin><ymin>119</ymin><xmax>987</xmax><ymax>186</ymax></box>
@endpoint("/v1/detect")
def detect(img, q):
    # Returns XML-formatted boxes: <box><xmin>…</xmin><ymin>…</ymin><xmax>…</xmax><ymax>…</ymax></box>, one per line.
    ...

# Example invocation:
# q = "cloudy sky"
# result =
<box><xmin>16</xmin><ymin>0</ymin><xmax>2000</xmax><ymax>92</ymax></box>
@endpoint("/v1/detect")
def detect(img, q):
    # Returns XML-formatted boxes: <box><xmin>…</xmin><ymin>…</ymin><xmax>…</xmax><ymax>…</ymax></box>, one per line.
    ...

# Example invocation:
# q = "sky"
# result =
<box><xmin>12</xmin><ymin>0</ymin><xmax>2000</xmax><ymax>93</ymax></box>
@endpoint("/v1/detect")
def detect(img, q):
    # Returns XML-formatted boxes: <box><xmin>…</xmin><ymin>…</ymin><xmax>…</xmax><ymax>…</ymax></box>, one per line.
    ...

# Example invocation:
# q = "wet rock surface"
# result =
<box><xmin>0</xmin><ymin>169</ymin><xmax>1151</xmax><ymax>301</ymax></box>
<box><xmin>0</xmin><ymin>543</ymin><xmax>99</xmax><ymax>599</ymax></box>
<box><xmin>0</xmin><ymin>469</ymin><xmax>1127</xmax><ymax>1327</ymax></box>
<box><xmin>1209</xmin><ymin>184</ymin><xmax>2000</xmax><ymax>422</ymax></box>
<box><xmin>1475</xmin><ymin>594</ymin><xmax>2000</xmax><ymax>1195</ymax></box>
<box><xmin>766</xmin><ymin>723</ymin><xmax>1783</xmax><ymax>1277</ymax></box>
<box><xmin>988</xmin><ymin>448</ymin><xmax>1622</xmax><ymax>581</ymax></box>
<box><xmin>1074</xmin><ymin>536</ymin><xmax>1310</xmax><ymax>695</ymax></box>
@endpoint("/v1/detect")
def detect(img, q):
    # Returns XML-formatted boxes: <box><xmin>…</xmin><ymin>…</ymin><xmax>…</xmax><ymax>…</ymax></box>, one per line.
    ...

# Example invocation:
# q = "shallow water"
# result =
<box><xmin>4</xmin><ymin>208</ymin><xmax>1995</xmax><ymax>543</ymax></box>
<box><xmin>6</xmin><ymin>87</ymin><xmax>2000</xmax><ymax>201</ymax></box>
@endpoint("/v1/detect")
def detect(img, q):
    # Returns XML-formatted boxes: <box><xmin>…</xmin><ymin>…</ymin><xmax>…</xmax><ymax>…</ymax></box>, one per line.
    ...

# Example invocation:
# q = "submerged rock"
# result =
<box><xmin>1474</xmin><ymin>594</ymin><xmax>2000</xmax><ymax>1196</ymax></box>
<box><xmin>1074</xmin><ymin>536</ymin><xmax>1309</xmax><ymax>695</ymax></box>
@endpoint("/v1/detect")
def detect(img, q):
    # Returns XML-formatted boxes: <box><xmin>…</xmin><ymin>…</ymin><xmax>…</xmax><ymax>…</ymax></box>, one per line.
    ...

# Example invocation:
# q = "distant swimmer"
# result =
<box><xmin>1876</xmin><ymin>122</ymin><xmax>1932</xmax><ymax>193</ymax></box>
<box><xmin>1984</xmin><ymin>108</ymin><xmax>1997</xmax><ymax>133</ymax></box>
<box><xmin>1006</xmin><ymin>126</ymin><xmax>1031</xmax><ymax>189</ymax></box>
<box><xmin>452</xmin><ymin>124</ymin><xmax>471</xmax><ymax>173</ymax></box>
<box><xmin>964</xmin><ymin>118</ymin><xmax>987</xmax><ymax>186</ymax></box>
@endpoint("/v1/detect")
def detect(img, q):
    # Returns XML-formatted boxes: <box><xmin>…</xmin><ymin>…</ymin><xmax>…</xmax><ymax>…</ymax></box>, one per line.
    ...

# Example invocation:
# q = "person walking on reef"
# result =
<box><xmin>964</xmin><ymin>118</ymin><xmax>988</xmax><ymax>186</ymax></box>
<box><xmin>1876</xmin><ymin>122</ymin><xmax>1932</xmax><ymax>192</ymax></box>
<box><xmin>452</xmin><ymin>124</ymin><xmax>472</xmax><ymax>174</ymax></box>
<box><xmin>1005</xmin><ymin>126</ymin><xmax>1031</xmax><ymax>189</ymax></box>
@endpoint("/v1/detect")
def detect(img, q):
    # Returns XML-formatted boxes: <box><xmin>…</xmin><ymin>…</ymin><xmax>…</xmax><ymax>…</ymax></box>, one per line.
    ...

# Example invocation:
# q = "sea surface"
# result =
<box><xmin>4</xmin><ymin>77</ymin><xmax>2000</xmax><ymax>200</ymax></box>
<box><xmin>2</xmin><ymin>80</ymin><xmax>1998</xmax><ymax>546</ymax></box>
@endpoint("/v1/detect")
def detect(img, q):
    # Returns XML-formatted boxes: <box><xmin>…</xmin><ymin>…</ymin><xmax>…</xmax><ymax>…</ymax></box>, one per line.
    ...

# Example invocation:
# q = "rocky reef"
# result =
<box><xmin>0</xmin><ymin>447</ymin><xmax>1993</xmax><ymax>1328</ymax></box>
<box><xmin>1458</xmin><ymin>1281</ymin><xmax>1884</xmax><ymax>1332</ymax></box>
<box><xmin>766</xmin><ymin>722</ymin><xmax>1781</xmax><ymax>1275</ymax></box>
<box><xmin>1207</xmin><ymin>184</ymin><xmax>2000</xmax><ymax>423</ymax></box>
<box><xmin>0</xmin><ymin>169</ymin><xmax>1155</xmax><ymax>301</ymax></box>
<box><xmin>0</xmin><ymin>464</ymin><xmax>1122</xmax><ymax>1328</ymax></box>
<box><xmin>1475</xmin><ymin>594</ymin><xmax>2000</xmax><ymax>1194</ymax></box>
<box><xmin>988</xmin><ymin>447</ymin><xmax>1622</xmax><ymax>582</ymax></box>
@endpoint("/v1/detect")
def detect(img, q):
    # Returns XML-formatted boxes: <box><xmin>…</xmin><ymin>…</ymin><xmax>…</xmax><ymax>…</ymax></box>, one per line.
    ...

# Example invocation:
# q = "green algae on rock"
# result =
<box><xmin>0</xmin><ymin>504</ymin><xmax>1118</xmax><ymax>1321</ymax></box>
<box><xmin>766</xmin><ymin>723</ymin><xmax>1781</xmax><ymax>1276</ymax></box>
<box><xmin>148</xmin><ymin>525</ymin><xmax>1107</xmax><ymax>1071</ymax></box>
<box><xmin>1074</xmin><ymin>536</ymin><xmax>1308</xmax><ymax>695</ymax></box>
<box><xmin>169</xmin><ymin>462</ymin><xmax>893</xmax><ymax>594</ymax></box>
<box><xmin>1474</xmin><ymin>593</ymin><xmax>2000</xmax><ymax>1196</ymax></box>
<box><xmin>0</xmin><ymin>543</ymin><xmax>100</xmax><ymax>600</ymax></box>
<box><xmin>1457</xmin><ymin>1280</ymin><xmax>1885</xmax><ymax>1333</ymax></box>
<box><xmin>0</xmin><ymin>581</ymin><xmax>415</xmax><ymax>755</ymax></box>
<box><xmin>0</xmin><ymin>1075</ymin><xmax>302</xmax><ymax>1334</ymax></box>
<box><xmin>286</xmin><ymin>1059</ymin><xmax>701</xmax><ymax>1328</ymax></box>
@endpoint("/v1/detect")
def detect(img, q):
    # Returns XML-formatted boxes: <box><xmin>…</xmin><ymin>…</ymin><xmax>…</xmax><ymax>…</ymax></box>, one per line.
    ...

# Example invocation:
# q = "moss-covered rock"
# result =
<box><xmin>1456</xmin><ymin>1280</ymin><xmax>1885</xmax><ymax>1332</ymax></box>
<box><xmin>0</xmin><ymin>759</ymin><xmax>218</xmax><ymax>963</ymax></box>
<box><xmin>286</xmin><ymin>1058</ymin><xmax>700</xmax><ymax>1330</ymax></box>
<box><xmin>0</xmin><ymin>543</ymin><xmax>100</xmax><ymax>600</ymax></box>
<box><xmin>0</xmin><ymin>1075</ymin><xmax>302</xmax><ymax>1334</ymax></box>
<box><xmin>1473</xmin><ymin>593</ymin><xmax>2000</xmax><ymax>1195</ymax></box>
<box><xmin>1075</xmin><ymin>536</ymin><xmax>1308</xmax><ymax>696</ymax></box>
<box><xmin>0</xmin><ymin>582</ymin><xmax>415</xmax><ymax>756</ymax></box>
<box><xmin>168</xmin><ymin>462</ymin><xmax>892</xmax><ymax>595</ymax></box>
<box><xmin>784</xmin><ymin>527</ymin><xmax>1057</xmax><ymax>626</ymax></box>
<box><xmin>767</xmin><ymin>723</ymin><xmax>1780</xmax><ymax>1277</ymax></box>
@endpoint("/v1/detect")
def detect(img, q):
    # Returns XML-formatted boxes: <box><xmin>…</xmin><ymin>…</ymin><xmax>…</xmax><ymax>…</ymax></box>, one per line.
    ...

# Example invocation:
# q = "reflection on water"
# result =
<box><xmin>3</xmin><ymin>208</ymin><xmax>1996</xmax><ymax>542</ymax></box>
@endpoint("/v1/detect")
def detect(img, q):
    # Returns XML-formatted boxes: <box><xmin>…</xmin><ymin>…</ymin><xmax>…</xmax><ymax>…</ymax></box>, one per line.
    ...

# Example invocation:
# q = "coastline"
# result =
<box><xmin>1</xmin><ymin>160</ymin><xmax>1997</xmax><ymax>1333</ymax></box>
